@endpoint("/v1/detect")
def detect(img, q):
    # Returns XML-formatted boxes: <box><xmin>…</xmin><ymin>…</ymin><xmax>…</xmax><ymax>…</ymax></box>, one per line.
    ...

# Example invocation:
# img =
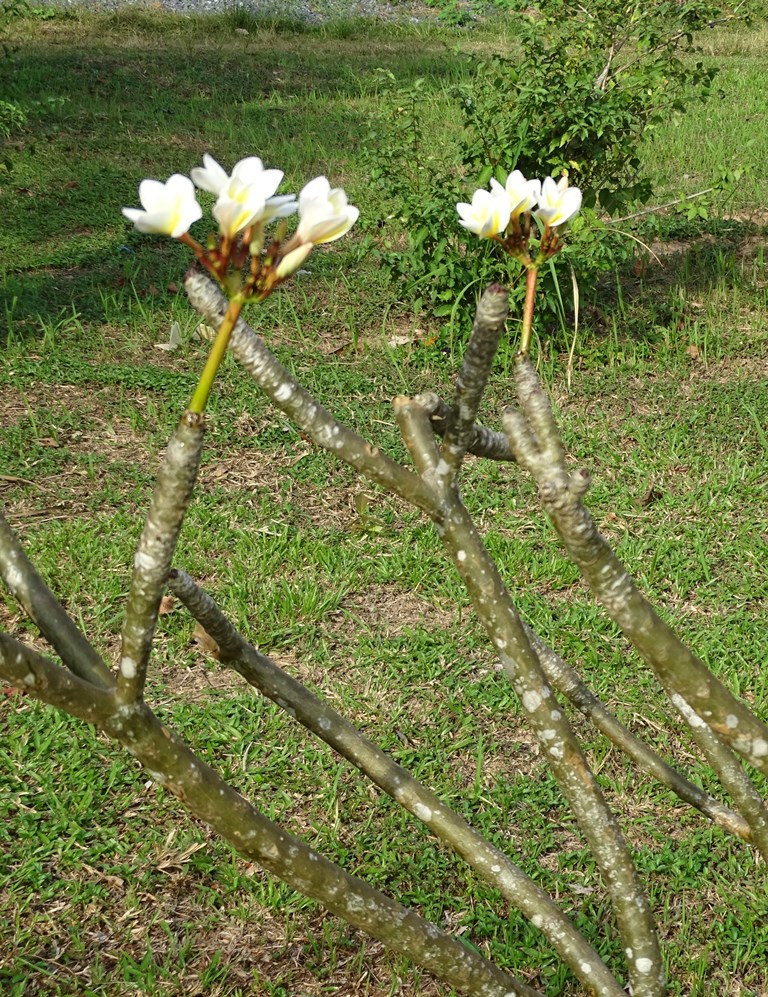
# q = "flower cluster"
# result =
<box><xmin>122</xmin><ymin>154</ymin><xmax>359</xmax><ymax>298</ymax></box>
<box><xmin>457</xmin><ymin>171</ymin><xmax>582</xmax><ymax>265</ymax></box>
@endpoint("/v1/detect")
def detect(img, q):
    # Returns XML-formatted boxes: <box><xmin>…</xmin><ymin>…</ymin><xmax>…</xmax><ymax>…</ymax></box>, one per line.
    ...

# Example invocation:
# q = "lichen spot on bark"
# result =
<box><xmin>120</xmin><ymin>657</ymin><xmax>137</xmax><ymax>679</ymax></box>
<box><xmin>635</xmin><ymin>957</ymin><xmax>654</xmax><ymax>974</ymax></box>
<box><xmin>522</xmin><ymin>690</ymin><xmax>542</xmax><ymax>712</ymax></box>
<box><xmin>414</xmin><ymin>803</ymin><xmax>432</xmax><ymax>822</ymax></box>
<box><xmin>134</xmin><ymin>549</ymin><xmax>158</xmax><ymax>571</ymax></box>
<box><xmin>752</xmin><ymin>738</ymin><xmax>768</xmax><ymax>758</ymax></box>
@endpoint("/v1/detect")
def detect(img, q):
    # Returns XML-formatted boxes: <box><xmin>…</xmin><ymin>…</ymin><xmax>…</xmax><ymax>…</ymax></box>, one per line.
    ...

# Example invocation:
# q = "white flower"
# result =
<box><xmin>191</xmin><ymin>154</ymin><xmax>287</xmax><ymax>237</ymax></box>
<box><xmin>534</xmin><ymin>176</ymin><xmax>582</xmax><ymax>228</ymax></box>
<box><xmin>191</xmin><ymin>154</ymin><xmax>283</xmax><ymax>199</ymax></box>
<box><xmin>493</xmin><ymin>170</ymin><xmax>541</xmax><ymax>218</ymax></box>
<box><xmin>456</xmin><ymin>186</ymin><xmax>511</xmax><ymax>238</ymax></box>
<box><xmin>263</xmin><ymin>194</ymin><xmax>298</xmax><ymax>222</ymax></box>
<box><xmin>295</xmin><ymin>176</ymin><xmax>359</xmax><ymax>244</ymax></box>
<box><xmin>122</xmin><ymin>175</ymin><xmax>202</xmax><ymax>238</ymax></box>
<box><xmin>275</xmin><ymin>242</ymin><xmax>313</xmax><ymax>279</ymax></box>
<box><xmin>212</xmin><ymin>179</ymin><xmax>268</xmax><ymax>238</ymax></box>
<box><xmin>190</xmin><ymin>154</ymin><xmax>231</xmax><ymax>195</ymax></box>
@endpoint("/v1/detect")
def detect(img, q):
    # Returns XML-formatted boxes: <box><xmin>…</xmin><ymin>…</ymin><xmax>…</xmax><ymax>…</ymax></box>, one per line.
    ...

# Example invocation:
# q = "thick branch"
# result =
<box><xmin>0</xmin><ymin>632</ymin><xmax>116</xmax><ymax>722</ymax></box>
<box><xmin>0</xmin><ymin>511</ymin><xmax>114</xmax><ymax>690</ymax></box>
<box><xmin>117</xmin><ymin>411</ymin><xmax>205</xmax><ymax>704</ymax></box>
<box><xmin>395</xmin><ymin>397</ymin><xmax>665</xmax><ymax>997</ymax></box>
<box><xmin>437</xmin><ymin>284</ymin><xmax>509</xmax><ymax>484</ymax></box>
<box><xmin>169</xmin><ymin>568</ymin><xmax>625</xmax><ymax>997</ymax></box>
<box><xmin>0</xmin><ymin>634</ymin><xmax>538</xmax><ymax>997</ymax></box>
<box><xmin>184</xmin><ymin>270</ymin><xmax>433</xmax><ymax>514</ymax></box>
<box><xmin>504</xmin><ymin>357</ymin><xmax>768</xmax><ymax>834</ymax></box>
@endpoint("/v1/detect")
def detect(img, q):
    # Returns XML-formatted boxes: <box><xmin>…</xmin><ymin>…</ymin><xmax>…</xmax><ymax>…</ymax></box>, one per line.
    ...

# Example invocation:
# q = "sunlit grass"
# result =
<box><xmin>1</xmin><ymin>6</ymin><xmax>767</xmax><ymax>996</ymax></box>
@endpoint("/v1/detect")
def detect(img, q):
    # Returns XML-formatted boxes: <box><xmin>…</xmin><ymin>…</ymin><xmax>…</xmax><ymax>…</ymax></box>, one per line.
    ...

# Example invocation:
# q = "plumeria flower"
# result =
<box><xmin>295</xmin><ymin>176</ymin><xmax>359</xmax><ymax>244</ymax></box>
<box><xmin>534</xmin><ymin>176</ymin><xmax>582</xmax><ymax>228</ymax></box>
<box><xmin>122</xmin><ymin>174</ymin><xmax>202</xmax><ymax>238</ymax></box>
<box><xmin>456</xmin><ymin>186</ymin><xmax>511</xmax><ymax>238</ymax></box>
<box><xmin>275</xmin><ymin>242</ymin><xmax>314</xmax><ymax>279</ymax></box>
<box><xmin>190</xmin><ymin>154</ymin><xmax>283</xmax><ymax>199</ymax></box>
<box><xmin>212</xmin><ymin>180</ymin><xmax>268</xmax><ymax>239</ymax></box>
<box><xmin>191</xmin><ymin>154</ymin><xmax>288</xmax><ymax>238</ymax></box>
<box><xmin>263</xmin><ymin>194</ymin><xmax>298</xmax><ymax>222</ymax></box>
<box><xmin>492</xmin><ymin>170</ymin><xmax>541</xmax><ymax>218</ymax></box>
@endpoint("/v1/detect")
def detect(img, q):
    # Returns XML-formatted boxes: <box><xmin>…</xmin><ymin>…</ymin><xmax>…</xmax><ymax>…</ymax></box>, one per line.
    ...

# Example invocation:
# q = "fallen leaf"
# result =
<box><xmin>686</xmin><ymin>343</ymin><xmax>700</xmax><ymax>360</ymax></box>
<box><xmin>639</xmin><ymin>484</ymin><xmax>664</xmax><ymax>507</ymax></box>
<box><xmin>154</xmin><ymin>321</ymin><xmax>182</xmax><ymax>352</ymax></box>
<box><xmin>158</xmin><ymin>594</ymin><xmax>175</xmax><ymax>615</ymax></box>
<box><xmin>191</xmin><ymin>622</ymin><xmax>220</xmax><ymax>659</ymax></box>
<box><xmin>387</xmin><ymin>333</ymin><xmax>420</xmax><ymax>348</ymax></box>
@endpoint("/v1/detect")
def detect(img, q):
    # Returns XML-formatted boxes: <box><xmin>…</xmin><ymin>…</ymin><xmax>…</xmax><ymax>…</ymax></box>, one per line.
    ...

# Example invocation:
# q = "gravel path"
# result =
<box><xmin>50</xmin><ymin>0</ymin><xmax>463</xmax><ymax>25</ymax></box>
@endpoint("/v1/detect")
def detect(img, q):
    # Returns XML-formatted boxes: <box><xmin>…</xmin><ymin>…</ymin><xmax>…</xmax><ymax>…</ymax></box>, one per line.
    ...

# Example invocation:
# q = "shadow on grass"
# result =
<box><xmin>586</xmin><ymin>217</ymin><xmax>768</xmax><ymax>347</ymax></box>
<box><xmin>1</xmin><ymin>9</ymin><xmax>471</xmax><ymax>338</ymax></box>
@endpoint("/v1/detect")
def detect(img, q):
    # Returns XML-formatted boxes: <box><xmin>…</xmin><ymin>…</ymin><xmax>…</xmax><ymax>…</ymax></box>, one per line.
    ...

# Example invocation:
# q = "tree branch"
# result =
<box><xmin>504</xmin><ymin>357</ymin><xmax>768</xmax><ymax>841</ymax></box>
<box><xmin>0</xmin><ymin>631</ymin><xmax>539</xmax><ymax>997</ymax></box>
<box><xmin>524</xmin><ymin>625</ymin><xmax>751</xmax><ymax>841</ymax></box>
<box><xmin>394</xmin><ymin>396</ymin><xmax>665</xmax><ymax>997</ymax></box>
<box><xmin>116</xmin><ymin>411</ymin><xmax>205</xmax><ymax>704</ymax></box>
<box><xmin>436</xmin><ymin>283</ymin><xmax>509</xmax><ymax>485</ymax></box>
<box><xmin>415</xmin><ymin>392</ymin><xmax>517</xmax><ymax>462</ymax></box>
<box><xmin>0</xmin><ymin>632</ymin><xmax>116</xmax><ymax>723</ymax></box>
<box><xmin>184</xmin><ymin>270</ymin><xmax>434</xmax><ymax>514</ymax></box>
<box><xmin>168</xmin><ymin>567</ymin><xmax>625</xmax><ymax>997</ymax></box>
<box><xmin>0</xmin><ymin>511</ymin><xmax>115</xmax><ymax>690</ymax></box>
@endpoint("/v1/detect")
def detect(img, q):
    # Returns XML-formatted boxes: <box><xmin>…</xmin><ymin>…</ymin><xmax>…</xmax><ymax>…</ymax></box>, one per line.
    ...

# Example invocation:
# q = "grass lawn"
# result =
<box><xmin>1</xmin><ymin>5</ymin><xmax>767</xmax><ymax>996</ymax></box>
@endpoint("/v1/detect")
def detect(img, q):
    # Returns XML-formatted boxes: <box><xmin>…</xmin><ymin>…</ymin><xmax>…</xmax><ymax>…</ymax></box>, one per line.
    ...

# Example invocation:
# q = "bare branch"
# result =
<box><xmin>0</xmin><ymin>511</ymin><xmax>115</xmax><ymax>690</ymax></box>
<box><xmin>504</xmin><ymin>357</ymin><xmax>768</xmax><ymax>839</ymax></box>
<box><xmin>395</xmin><ymin>396</ymin><xmax>665</xmax><ymax>997</ymax></box>
<box><xmin>415</xmin><ymin>392</ymin><xmax>517</xmax><ymax>462</ymax></box>
<box><xmin>184</xmin><ymin>270</ymin><xmax>434</xmax><ymax>514</ymax></box>
<box><xmin>437</xmin><ymin>284</ymin><xmax>509</xmax><ymax>484</ymax></box>
<box><xmin>0</xmin><ymin>632</ymin><xmax>115</xmax><ymax>723</ymax></box>
<box><xmin>0</xmin><ymin>628</ymin><xmax>539</xmax><ymax>997</ymax></box>
<box><xmin>117</xmin><ymin>412</ymin><xmax>205</xmax><ymax>704</ymax></box>
<box><xmin>524</xmin><ymin>626</ymin><xmax>751</xmax><ymax>841</ymax></box>
<box><xmin>168</xmin><ymin>568</ymin><xmax>625</xmax><ymax>997</ymax></box>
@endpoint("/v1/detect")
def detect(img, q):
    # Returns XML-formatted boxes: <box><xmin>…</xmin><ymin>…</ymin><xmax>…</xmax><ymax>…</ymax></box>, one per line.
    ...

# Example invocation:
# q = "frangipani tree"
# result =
<box><xmin>1</xmin><ymin>153</ymin><xmax>767</xmax><ymax>997</ymax></box>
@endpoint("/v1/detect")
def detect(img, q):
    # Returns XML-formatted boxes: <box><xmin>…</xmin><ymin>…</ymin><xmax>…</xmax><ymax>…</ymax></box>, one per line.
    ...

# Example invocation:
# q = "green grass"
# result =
<box><xmin>1</xmin><ymin>5</ymin><xmax>768</xmax><ymax>996</ymax></box>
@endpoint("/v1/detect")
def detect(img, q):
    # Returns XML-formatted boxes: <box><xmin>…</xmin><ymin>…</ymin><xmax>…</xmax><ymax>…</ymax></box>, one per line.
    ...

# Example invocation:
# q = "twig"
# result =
<box><xmin>609</xmin><ymin>188</ymin><xmax>715</xmax><ymax>225</ymax></box>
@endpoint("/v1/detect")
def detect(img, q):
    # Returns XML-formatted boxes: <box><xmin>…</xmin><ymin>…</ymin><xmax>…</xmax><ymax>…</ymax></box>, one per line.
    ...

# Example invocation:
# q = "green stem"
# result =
<box><xmin>519</xmin><ymin>266</ymin><xmax>538</xmax><ymax>355</ymax></box>
<box><xmin>188</xmin><ymin>295</ymin><xmax>244</xmax><ymax>414</ymax></box>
